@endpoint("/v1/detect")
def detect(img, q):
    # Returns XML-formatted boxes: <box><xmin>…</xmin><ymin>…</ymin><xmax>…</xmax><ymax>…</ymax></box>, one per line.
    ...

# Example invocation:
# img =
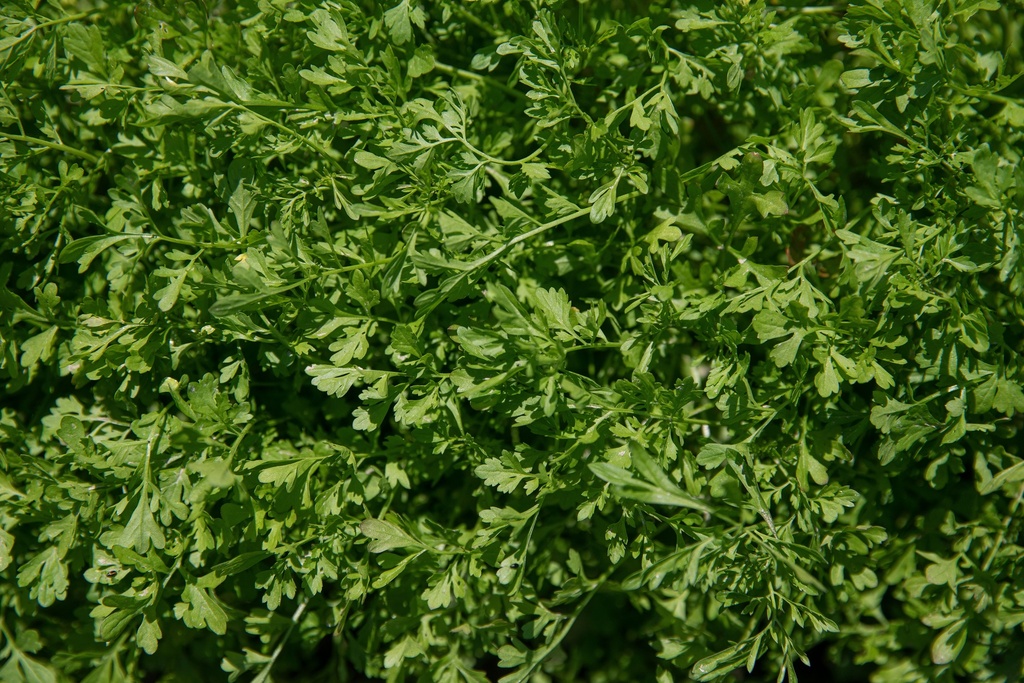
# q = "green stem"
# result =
<box><xmin>982</xmin><ymin>482</ymin><xmax>1024</xmax><ymax>572</ymax></box>
<box><xmin>256</xmin><ymin>599</ymin><xmax>309</xmax><ymax>682</ymax></box>
<box><xmin>0</xmin><ymin>82</ymin><xmax>26</xmax><ymax>135</ymax></box>
<box><xmin>227</xmin><ymin>103</ymin><xmax>343</xmax><ymax>170</ymax></box>
<box><xmin>565</xmin><ymin>342</ymin><xmax>621</xmax><ymax>353</ymax></box>
<box><xmin>952</xmin><ymin>84</ymin><xmax>1022</xmax><ymax>107</ymax></box>
<box><xmin>582</xmin><ymin>403</ymin><xmax>712</xmax><ymax>426</ymax></box>
<box><xmin>478</xmin><ymin>190</ymin><xmax>641</xmax><ymax>269</ymax></box>
<box><xmin>3</xmin><ymin>11</ymin><xmax>95</xmax><ymax>50</ymax></box>
<box><xmin>414</xmin><ymin>192</ymin><xmax>641</xmax><ymax>322</ymax></box>
<box><xmin>503</xmin><ymin>587</ymin><xmax>600</xmax><ymax>683</ymax></box>
<box><xmin>434</xmin><ymin>61</ymin><xmax>525</xmax><ymax>101</ymax></box>
<box><xmin>1</xmin><ymin>132</ymin><xmax>101</xmax><ymax>164</ymax></box>
<box><xmin>444</xmin><ymin>128</ymin><xmax>549</xmax><ymax>167</ymax></box>
<box><xmin>30</xmin><ymin>12</ymin><xmax>95</xmax><ymax>30</ymax></box>
<box><xmin>604</xmin><ymin>80</ymin><xmax>666</xmax><ymax>121</ymax></box>
<box><xmin>775</xmin><ymin>5</ymin><xmax>845</xmax><ymax>14</ymax></box>
<box><xmin>160</xmin><ymin>556</ymin><xmax>184</xmax><ymax>591</ymax></box>
<box><xmin>142</xmin><ymin>232</ymin><xmax>242</xmax><ymax>250</ymax></box>
<box><xmin>451</xmin><ymin>5</ymin><xmax>501</xmax><ymax>37</ymax></box>
<box><xmin>0</xmin><ymin>619</ymin><xmax>17</xmax><ymax>648</ymax></box>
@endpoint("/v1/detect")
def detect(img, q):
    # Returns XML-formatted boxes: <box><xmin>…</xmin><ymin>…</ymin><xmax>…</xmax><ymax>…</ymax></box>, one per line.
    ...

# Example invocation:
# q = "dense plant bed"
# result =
<box><xmin>2</xmin><ymin>0</ymin><xmax>1023</xmax><ymax>681</ymax></box>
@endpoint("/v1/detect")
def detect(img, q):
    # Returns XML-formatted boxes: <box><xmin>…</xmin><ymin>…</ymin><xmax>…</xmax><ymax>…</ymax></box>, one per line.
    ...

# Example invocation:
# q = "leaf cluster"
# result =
<box><xmin>1</xmin><ymin>0</ymin><xmax>1023</xmax><ymax>681</ymax></box>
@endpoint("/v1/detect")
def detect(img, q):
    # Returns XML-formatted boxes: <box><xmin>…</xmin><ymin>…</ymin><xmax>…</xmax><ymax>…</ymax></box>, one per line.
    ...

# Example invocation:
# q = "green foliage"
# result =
<box><xmin>1</xmin><ymin>0</ymin><xmax>1023</xmax><ymax>681</ymax></box>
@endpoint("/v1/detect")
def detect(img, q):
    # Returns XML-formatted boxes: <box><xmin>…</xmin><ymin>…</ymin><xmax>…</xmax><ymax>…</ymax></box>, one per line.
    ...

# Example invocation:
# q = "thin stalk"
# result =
<box><xmin>953</xmin><ymin>83</ymin><xmax>1023</xmax><ymax>107</ymax></box>
<box><xmin>1</xmin><ymin>133</ymin><xmax>102</xmax><ymax>164</ymax></box>
<box><xmin>227</xmin><ymin>103</ymin><xmax>342</xmax><ymax>169</ymax></box>
<box><xmin>255</xmin><ymin>599</ymin><xmax>310</xmax><ymax>683</ymax></box>
<box><xmin>502</xmin><ymin>586</ymin><xmax>600</xmax><ymax>683</ymax></box>
<box><xmin>2</xmin><ymin>11</ymin><xmax>96</xmax><ymax>51</ymax></box>
<box><xmin>477</xmin><ymin>190</ymin><xmax>642</xmax><ymax>270</ymax></box>
<box><xmin>434</xmin><ymin>61</ymin><xmax>526</xmax><ymax>101</ymax></box>
<box><xmin>982</xmin><ymin>482</ymin><xmax>1024</xmax><ymax>572</ymax></box>
<box><xmin>774</xmin><ymin>5</ymin><xmax>845</xmax><ymax>14</ymax></box>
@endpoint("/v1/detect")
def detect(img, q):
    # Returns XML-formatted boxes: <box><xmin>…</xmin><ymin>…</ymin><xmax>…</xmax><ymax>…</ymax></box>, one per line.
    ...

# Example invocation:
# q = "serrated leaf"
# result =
<box><xmin>20</xmin><ymin>326</ymin><xmax>58</xmax><ymax>368</ymax></box>
<box><xmin>752</xmin><ymin>309</ymin><xmax>790</xmax><ymax>341</ymax></box>
<box><xmin>979</xmin><ymin>460</ymin><xmax>1024</xmax><ymax>495</ymax></box>
<box><xmin>354</xmin><ymin>150</ymin><xmax>391</xmax><ymax>169</ymax></box>
<box><xmin>360</xmin><ymin>518</ymin><xmax>423</xmax><ymax>553</ymax></box>
<box><xmin>814</xmin><ymin>358</ymin><xmax>840</xmax><ymax>397</ymax></box>
<box><xmin>148</xmin><ymin>55</ymin><xmax>188</xmax><ymax>80</ymax></box>
<box><xmin>534</xmin><ymin>287</ymin><xmax>574</xmax><ymax>332</ymax></box>
<box><xmin>408</xmin><ymin>45</ymin><xmax>435</xmax><ymax>77</ymax></box>
<box><xmin>229</xmin><ymin>183</ymin><xmax>256</xmax><ymax>236</ymax></box>
<box><xmin>924</xmin><ymin>556</ymin><xmax>959</xmax><ymax>588</ymax></box>
<box><xmin>16</xmin><ymin>547</ymin><xmax>68</xmax><ymax>607</ymax></box>
<box><xmin>59</xmin><ymin>235</ymin><xmax>139</xmax><ymax>272</ymax></box>
<box><xmin>751</xmin><ymin>191</ymin><xmax>789</xmax><ymax>218</ymax></box>
<box><xmin>691</xmin><ymin>644</ymin><xmax>745</xmax><ymax>681</ymax></box>
<box><xmin>174</xmin><ymin>584</ymin><xmax>228</xmax><ymax>635</ymax></box>
<box><xmin>0</xmin><ymin>649</ymin><xmax>59</xmax><ymax>683</ymax></box>
<box><xmin>840</xmin><ymin>69</ymin><xmax>872</xmax><ymax>89</ymax></box>
<box><xmin>590</xmin><ymin>460</ymin><xmax>712</xmax><ymax>513</ymax></box>
<box><xmin>105</xmin><ymin>489</ymin><xmax>166</xmax><ymax>554</ymax></box>
<box><xmin>384</xmin><ymin>0</ymin><xmax>425</xmax><ymax>45</ymax></box>
<box><xmin>137</xmin><ymin>611</ymin><xmax>163</xmax><ymax>655</ymax></box>
<box><xmin>0</xmin><ymin>528</ymin><xmax>14</xmax><ymax>571</ymax></box>
<box><xmin>154</xmin><ymin>269</ymin><xmax>187</xmax><ymax>312</ymax></box>
<box><xmin>63</xmin><ymin>23</ymin><xmax>105</xmax><ymax>73</ymax></box>
<box><xmin>589</xmin><ymin>183</ymin><xmax>617</xmax><ymax>223</ymax></box>
<box><xmin>931</xmin><ymin>619</ymin><xmax>967</xmax><ymax>665</ymax></box>
<box><xmin>770</xmin><ymin>331</ymin><xmax>805</xmax><ymax>368</ymax></box>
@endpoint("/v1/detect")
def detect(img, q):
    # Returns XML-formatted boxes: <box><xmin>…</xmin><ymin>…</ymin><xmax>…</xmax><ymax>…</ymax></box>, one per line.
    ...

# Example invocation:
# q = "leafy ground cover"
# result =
<box><xmin>2</xmin><ymin>0</ymin><xmax>1024</xmax><ymax>681</ymax></box>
